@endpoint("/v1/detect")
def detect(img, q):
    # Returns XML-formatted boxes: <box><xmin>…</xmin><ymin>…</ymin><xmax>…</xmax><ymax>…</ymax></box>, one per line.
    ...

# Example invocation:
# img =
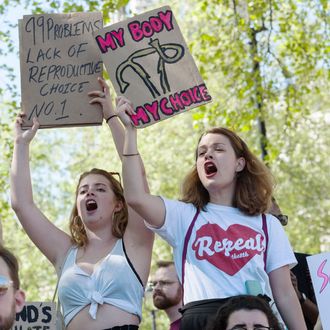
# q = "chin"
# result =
<box><xmin>84</xmin><ymin>217</ymin><xmax>101</xmax><ymax>227</ymax></box>
<box><xmin>201</xmin><ymin>179</ymin><xmax>216</xmax><ymax>190</ymax></box>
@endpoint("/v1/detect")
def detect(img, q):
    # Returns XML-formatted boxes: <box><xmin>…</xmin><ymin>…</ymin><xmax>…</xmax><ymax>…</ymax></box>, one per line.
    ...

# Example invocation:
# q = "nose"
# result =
<box><xmin>86</xmin><ymin>189</ymin><xmax>95</xmax><ymax>196</ymax></box>
<box><xmin>204</xmin><ymin>150</ymin><xmax>213</xmax><ymax>159</ymax></box>
<box><xmin>153</xmin><ymin>286</ymin><xmax>162</xmax><ymax>294</ymax></box>
<box><xmin>153</xmin><ymin>286</ymin><xmax>163</xmax><ymax>297</ymax></box>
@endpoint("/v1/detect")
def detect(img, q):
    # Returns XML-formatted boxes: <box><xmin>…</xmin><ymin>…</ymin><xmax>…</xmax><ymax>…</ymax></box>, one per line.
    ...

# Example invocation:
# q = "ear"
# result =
<box><xmin>14</xmin><ymin>289</ymin><xmax>26</xmax><ymax>313</ymax></box>
<box><xmin>236</xmin><ymin>157</ymin><xmax>246</xmax><ymax>172</ymax></box>
<box><xmin>114</xmin><ymin>200</ymin><xmax>123</xmax><ymax>213</ymax></box>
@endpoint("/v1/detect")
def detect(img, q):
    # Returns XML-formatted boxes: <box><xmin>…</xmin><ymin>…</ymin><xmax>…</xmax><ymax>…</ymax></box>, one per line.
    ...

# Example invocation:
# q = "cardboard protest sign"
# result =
<box><xmin>307</xmin><ymin>252</ymin><xmax>330</xmax><ymax>330</ymax></box>
<box><xmin>12</xmin><ymin>302</ymin><xmax>56</xmax><ymax>329</ymax></box>
<box><xmin>94</xmin><ymin>6</ymin><xmax>212</xmax><ymax>128</ymax></box>
<box><xmin>19</xmin><ymin>12</ymin><xmax>103</xmax><ymax>128</ymax></box>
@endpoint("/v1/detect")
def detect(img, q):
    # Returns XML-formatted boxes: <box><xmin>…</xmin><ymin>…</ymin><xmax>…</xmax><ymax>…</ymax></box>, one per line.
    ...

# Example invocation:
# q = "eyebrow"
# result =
<box><xmin>198</xmin><ymin>142</ymin><xmax>226</xmax><ymax>149</ymax></box>
<box><xmin>152</xmin><ymin>278</ymin><xmax>176</xmax><ymax>281</ymax></box>
<box><xmin>232</xmin><ymin>323</ymin><xmax>268</xmax><ymax>327</ymax></box>
<box><xmin>78</xmin><ymin>183</ymin><xmax>108</xmax><ymax>190</ymax></box>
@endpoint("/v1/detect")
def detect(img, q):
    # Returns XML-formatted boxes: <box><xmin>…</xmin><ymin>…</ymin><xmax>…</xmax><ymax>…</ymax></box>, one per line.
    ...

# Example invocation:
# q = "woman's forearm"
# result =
<box><xmin>11</xmin><ymin>142</ymin><xmax>34</xmax><ymax>210</ymax></box>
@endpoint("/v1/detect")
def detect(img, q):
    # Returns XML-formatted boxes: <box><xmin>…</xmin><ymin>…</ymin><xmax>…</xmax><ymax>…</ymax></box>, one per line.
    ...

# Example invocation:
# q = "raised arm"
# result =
<box><xmin>89</xmin><ymin>79</ymin><xmax>148</xmax><ymax>189</ymax></box>
<box><xmin>269</xmin><ymin>265</ymin><xmax>307</xmax><ymax>330</ymax></box>
<box><xmin>89</xmin><ymin>77</ymin><xmax>125</xmax><ymax>159</ymax></box>
<box><xmin>89</xmin><ymin>79</ymin><xmax>153</xmax><ymax>242</ymax></box>
<box><xmin>116</xmin><ymin>102</ymin><xmax>166</xmax><ymax>228</ymax></box>
<box><xmin>10</xmin><ymin>115</ymin><xmax>71</xmax><ymax>267</ymax></box>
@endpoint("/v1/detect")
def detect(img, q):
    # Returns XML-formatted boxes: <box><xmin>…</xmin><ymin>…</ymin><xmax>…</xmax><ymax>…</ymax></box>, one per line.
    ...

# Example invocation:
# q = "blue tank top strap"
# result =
<box><xmin>122</xmin><ymin>239</ymin><xmax>144</xmax><ymax>287</ymax></box>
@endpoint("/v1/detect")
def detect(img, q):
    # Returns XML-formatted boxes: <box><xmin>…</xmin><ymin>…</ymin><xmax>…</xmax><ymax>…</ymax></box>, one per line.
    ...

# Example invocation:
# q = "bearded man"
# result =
<box><xmin>151</xmin><ymin>261</ymin><xmax>182</xmax><ymax>330</ymax></box>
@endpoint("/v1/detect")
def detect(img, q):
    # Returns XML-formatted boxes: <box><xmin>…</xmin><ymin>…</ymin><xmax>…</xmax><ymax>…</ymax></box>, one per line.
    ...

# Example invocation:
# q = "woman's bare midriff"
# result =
<box><xmin>66</xmin><ymin>303</ymin><xmax>140</xmax><ymax>330</ymax></box>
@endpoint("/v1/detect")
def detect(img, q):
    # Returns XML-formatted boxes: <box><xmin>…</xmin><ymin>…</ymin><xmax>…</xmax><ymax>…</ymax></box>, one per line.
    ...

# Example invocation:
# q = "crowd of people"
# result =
<box><xmin>1</xmin><ymin>77</ymin><xmax>323</xmax><ymax>330</ymax></box>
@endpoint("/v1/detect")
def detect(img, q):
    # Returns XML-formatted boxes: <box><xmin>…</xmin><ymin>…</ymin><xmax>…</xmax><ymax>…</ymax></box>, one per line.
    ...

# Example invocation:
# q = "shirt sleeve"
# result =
<box><xmin>144</xmin><ymin>197</ymin><xmax>196</xmax><ymax>247</ymax></box>
<box><xmin>266</xmin><ymin>214</ymin><xmax>297</xmax><ymax>273</ymax></box>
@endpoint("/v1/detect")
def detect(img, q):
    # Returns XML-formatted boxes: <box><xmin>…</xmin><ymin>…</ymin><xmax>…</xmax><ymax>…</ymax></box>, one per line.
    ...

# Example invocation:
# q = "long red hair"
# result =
<box><xmin>181</xmin><ymin>127</ymin><xmax>273</xmax><ymax>215</ymax></box>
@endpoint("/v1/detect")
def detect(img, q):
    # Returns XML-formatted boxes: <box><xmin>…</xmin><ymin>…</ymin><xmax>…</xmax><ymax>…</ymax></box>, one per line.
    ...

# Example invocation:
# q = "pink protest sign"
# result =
<box><xmin>307</xmin><ymin>252</ymin><xmax>330</xmax><ymax>329</ymax></box>
<box><xmin>94</xmin><ymin>6</ymin><xmax>212</xmax><ymax>128</ymax></box>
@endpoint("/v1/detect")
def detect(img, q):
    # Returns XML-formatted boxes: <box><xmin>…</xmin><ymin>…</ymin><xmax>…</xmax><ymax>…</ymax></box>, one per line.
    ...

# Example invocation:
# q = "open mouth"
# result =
<box><xmin>204</xmin><ymin>161</ymin><xmax>217</xmax><ymax>176</ymax></box>
<box><xmin>86</xmin><ymin>199</ymin><xmax>98</xmax><ymax>211</ymax></box>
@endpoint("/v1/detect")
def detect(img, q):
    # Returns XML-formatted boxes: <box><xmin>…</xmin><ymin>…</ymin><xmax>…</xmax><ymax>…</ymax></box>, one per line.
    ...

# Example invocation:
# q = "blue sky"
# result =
<box><xmin>0</xmin><ymin>3</ymin><xmax>29</xmax><ymax>101</ymax></box>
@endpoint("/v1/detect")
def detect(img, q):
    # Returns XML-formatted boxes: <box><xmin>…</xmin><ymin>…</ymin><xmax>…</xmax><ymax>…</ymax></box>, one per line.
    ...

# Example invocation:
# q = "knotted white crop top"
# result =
<box><xmin>58</xmin><ymin>239</ymin><xmax>144</xmax><ymax>326</ymax></box>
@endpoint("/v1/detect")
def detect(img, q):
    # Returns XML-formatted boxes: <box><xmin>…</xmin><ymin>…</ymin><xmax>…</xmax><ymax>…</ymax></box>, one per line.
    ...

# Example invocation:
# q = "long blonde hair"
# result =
<box><xmin>69</xmin><ymin>168</ymin><xmax>128</xmax><ymax>247</ymax></box>
<box><xmin>181</xmin><ymin>127</ymin><xmax>274</xmax><ymax>215</ymax></box>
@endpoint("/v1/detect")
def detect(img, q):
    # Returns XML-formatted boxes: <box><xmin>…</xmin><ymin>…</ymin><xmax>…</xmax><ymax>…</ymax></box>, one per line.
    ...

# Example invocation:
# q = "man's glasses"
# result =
<box><xmin>0</xmin><ymin>275</ymin><xmax>13</xmax><ymax>296</ymax></box>
<box><xmin>228</xmin><ymin>326</ymin><xmax>273</xmax><ymax>330</ymax></box>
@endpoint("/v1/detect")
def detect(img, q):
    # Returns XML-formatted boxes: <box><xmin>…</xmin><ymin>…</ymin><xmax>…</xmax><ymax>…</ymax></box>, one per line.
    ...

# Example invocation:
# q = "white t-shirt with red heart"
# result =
<box><xmin>146</xmin><ymin>197</ymin><xmax>297</xmax><ymax>304</ymax></box>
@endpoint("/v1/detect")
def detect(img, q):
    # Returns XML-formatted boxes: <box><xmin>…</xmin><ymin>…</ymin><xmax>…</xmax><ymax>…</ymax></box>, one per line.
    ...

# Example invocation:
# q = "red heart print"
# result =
<box><xmin>192</xmin><ymin>223</ymin><xmax>265</xmax><ymax>276</ymax></box>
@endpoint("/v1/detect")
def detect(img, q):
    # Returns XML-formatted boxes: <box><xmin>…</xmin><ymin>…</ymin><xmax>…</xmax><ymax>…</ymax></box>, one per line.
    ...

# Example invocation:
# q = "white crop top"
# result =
<box><xmin>58</xmin><ymin>239</ymin><xmax>144</xmax><ymax>326</ymax></box>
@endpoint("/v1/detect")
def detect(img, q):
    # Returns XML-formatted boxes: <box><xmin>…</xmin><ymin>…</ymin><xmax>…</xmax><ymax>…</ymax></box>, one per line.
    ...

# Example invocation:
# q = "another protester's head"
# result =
<box><xmin>269</xmin><ymin>197</ymin><xmax>288</xmax><ymax>226</ymax></box>
<box><xmin>181</xmin><ymin>127</ymin><xmax>273</xmax><ymax>215</ymax></box>
<box><xmin>151</xmin><ymin>261</ymin><xmax>182</xmax><ymax>312</ymax></box>
<box><xmin>0</xmin><ymin>245</ymin><xmax>25</xmax><ymax>330</ymax></box>
<box><xmin>207</xmin><ymin>295</ymin><xmax>282</xmax><ymax>330</ymax></box>
<box><xmin>69</xmin><ymin>168</ymin><xmax>128</xmax><ymax>246</ymax></box>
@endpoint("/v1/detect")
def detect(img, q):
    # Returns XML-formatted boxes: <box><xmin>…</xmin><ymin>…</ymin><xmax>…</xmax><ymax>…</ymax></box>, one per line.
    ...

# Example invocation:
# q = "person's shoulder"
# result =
<box><xmin>163</xmin><ymin>197</ymin><xmax>196</xmax><ymax>211</ymax></box>
<box><xmin>264</xmin><ymin>213</ymin><xmax>283</xmax><ymax>226</ymax></box>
